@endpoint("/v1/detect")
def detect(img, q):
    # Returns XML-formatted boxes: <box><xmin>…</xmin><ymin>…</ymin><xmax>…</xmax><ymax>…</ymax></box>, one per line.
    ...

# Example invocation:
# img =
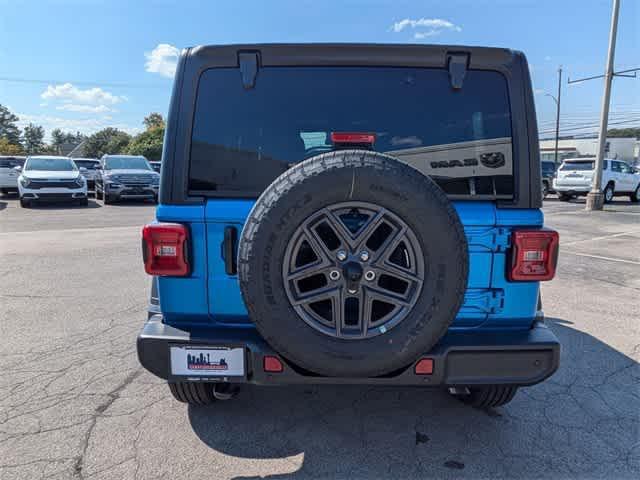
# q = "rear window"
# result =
<box><xmin>560</xmin><ymin>160</ymin><xmax>608</xmax><ymax>171</ymax></box>
<box><xmin>0</xmin><ymin>157</ymin><xmax>25</xmax><ymax>168</ymax></box>
<box><xmin>189</xmin><ymin>66</ymin><xmax>514</xmax><ymax>198</ymax></box>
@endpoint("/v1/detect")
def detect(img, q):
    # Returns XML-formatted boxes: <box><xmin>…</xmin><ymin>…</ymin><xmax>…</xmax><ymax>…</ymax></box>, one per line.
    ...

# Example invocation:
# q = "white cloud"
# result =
<box><xmin>392</xmin><ymin>18</ymin><xmax>462</xmax><ymax>37</ymax></box>
<box><xmin>145</xmin><ymin>43</ymin><xmax>179</xmax><ymax>78</ymax></box>
<box><xmin>56</xmin><ymin>104</ymin><xmax>115</xmax><ymax>113</ymax></box>
<box><xmin>41</xmin><ymin>83</ymin><xmax>125</xmax><ymax>106</ymax></box>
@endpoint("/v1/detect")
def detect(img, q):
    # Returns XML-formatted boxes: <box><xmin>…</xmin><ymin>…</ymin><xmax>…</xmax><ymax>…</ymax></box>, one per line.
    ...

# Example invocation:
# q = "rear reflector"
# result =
<box><xmin>142</xmin><ymin>223</ymin><xmax>189</xmax><ymax>276</ymax></box>
<box><xmin>414</xmin><ymin>358</ymin><xmax>434</xmax><ymax>375</ymax></box>
<box><xmin>331</xmin><ymin>132</ymin><xmax>376</xmax><ymax>145</ymax></box>
<box><xmin>509</xmin><ymin>229</ymin><xmax>559</xmax><ymax>281</ymax></box>
<box><xmin>263</xmin><ymin>356</ymin><xmax>284</xmax><ymax>373</ymax></box>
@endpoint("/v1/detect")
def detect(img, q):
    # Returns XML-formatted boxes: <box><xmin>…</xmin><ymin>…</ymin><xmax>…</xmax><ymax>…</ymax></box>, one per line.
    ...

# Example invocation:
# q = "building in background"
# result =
<box><xmin>540</xmin><ymin>137</ymin><xmax>637</xmax><ymax>164</ymax></box>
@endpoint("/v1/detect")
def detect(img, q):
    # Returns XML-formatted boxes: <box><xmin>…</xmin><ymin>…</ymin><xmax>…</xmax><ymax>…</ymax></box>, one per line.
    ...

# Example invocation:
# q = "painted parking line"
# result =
<box><xmin>562</xmin><ymin>250</ymin><xmax>640</xmax><ymax>265</ymax></box>
<box><xmin>562</xmin><ymin>230</ymin><xmax>640</xmax><ymax>246</ymax></box>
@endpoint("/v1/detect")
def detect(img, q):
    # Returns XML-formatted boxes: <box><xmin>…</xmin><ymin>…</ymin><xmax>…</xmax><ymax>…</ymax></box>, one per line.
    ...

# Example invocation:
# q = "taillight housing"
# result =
<box><xmin>142</xmin><ymin>223</ymin><xmax>190</xmax><ymax>276</ymax></box>
<box><xmin>509</xmin><ymin>229</ymin><xmax>559</xmax><ymax>281</ymax></box>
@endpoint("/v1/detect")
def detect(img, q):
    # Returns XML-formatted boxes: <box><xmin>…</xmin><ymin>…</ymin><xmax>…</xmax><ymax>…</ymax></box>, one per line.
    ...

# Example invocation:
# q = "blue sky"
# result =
<box><xmin>1</xmin><ymin>0</ymin><xmax>638</xmax><ymax>140</ymax></box>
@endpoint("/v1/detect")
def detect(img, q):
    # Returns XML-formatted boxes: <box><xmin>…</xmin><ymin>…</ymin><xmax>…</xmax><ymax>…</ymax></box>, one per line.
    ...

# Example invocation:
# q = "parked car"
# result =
<box><xmin>553</xmin><ymin>158</ymin><xmax>640</xmax><ymax>203</ymax></box>
<box><xmin>0</xmin><ymin>155</ymin><xmax>26</xmax><ymax>195</ymax></box>
<box><xmin>95</xmin><ymin>155</ymin><xmax>160</xmax><ymax>204</ymax></box>
<box><xmin>17</xmin><ymin>155</ymin><xmax>88</xmax><ymax>207</ymax></box>
<box><xmin>137</xmin><ymin>44</ymin><xmax>560</xmax><ymax>410</ymax></box>
<box><xmin>541</xmin><ymin>160</ymin><xmax>557</xmax><ymax>198</ymax></box>
<box><xmin>149</xmin><ymin>161</ymin><xmax>162</xmax><ymax>173</ymax></box>
<box><xmin>71</xmin><ymin>158</ymin><xmax>100</xmax><ymax>190</ymax></box>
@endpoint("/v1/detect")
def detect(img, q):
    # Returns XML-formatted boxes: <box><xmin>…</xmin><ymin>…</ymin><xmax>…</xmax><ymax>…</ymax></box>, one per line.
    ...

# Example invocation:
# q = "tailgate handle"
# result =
<box><xmin>222</xmin><ymin>226</ymin><xmax>238</xmax><ymax>275</ymax></box>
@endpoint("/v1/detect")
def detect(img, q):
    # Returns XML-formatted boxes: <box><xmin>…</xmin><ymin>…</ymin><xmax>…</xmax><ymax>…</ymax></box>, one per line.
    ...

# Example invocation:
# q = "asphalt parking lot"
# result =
<box><xmin>1</xmin><ymin>194</ymin><xmax>638</xmax><ymax>480</ymax></box>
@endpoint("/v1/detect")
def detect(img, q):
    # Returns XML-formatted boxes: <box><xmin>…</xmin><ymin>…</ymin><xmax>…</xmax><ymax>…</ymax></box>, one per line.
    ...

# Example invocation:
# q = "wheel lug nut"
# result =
<box><xmin>359</xmin><ymin>251</ymin><xmax>370</xmax><ymax>262</ymax></box>
<box><xmin>364</xmin><ymin>270</ymin><xmax>376</xmax><ymax>281</ymax></box>
<box><xmin>329</xmin><ymin>270</ymin><xmax>341</xmax><ymax>281</ymax></box>
<box><xmin>336</xmin><ymin>250</ymin><xmax>347</xmax><ymax>261</ymax></box>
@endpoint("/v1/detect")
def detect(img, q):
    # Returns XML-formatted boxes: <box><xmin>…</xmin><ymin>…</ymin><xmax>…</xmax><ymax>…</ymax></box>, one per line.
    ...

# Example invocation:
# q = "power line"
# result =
<box><xmin>0</xmin><ymin>76</ymin><xmax>169</xmax><ymax>90</ymax></box>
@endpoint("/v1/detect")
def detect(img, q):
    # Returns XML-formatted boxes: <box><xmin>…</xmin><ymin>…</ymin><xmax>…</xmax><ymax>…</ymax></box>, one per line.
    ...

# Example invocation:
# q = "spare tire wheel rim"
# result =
<box><xmin>283</xmin><ymin>201</ymin><xmax>425</xmax><ymax>339</ymax></box>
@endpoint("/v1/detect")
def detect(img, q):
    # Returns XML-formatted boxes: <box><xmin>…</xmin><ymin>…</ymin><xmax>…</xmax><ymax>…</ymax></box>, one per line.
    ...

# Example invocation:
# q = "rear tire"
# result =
<box><xmin>557</xmin><ymin>193</ymin><xmax>572</xmax><ymax>201</ymax></box>
<box><xmin>168</xmin><ymin>382</ymin><xmax>216</xmax><ymax>405</ymax></box>
<box><xmin>456</xmin><ymin>385</ymin><xmax>518</xmax><ymax>408</ymax></box>
<box><xmin>630</xmin><ymin>185</ymin><xmax>640</xmax><ymax>203</ymax></box>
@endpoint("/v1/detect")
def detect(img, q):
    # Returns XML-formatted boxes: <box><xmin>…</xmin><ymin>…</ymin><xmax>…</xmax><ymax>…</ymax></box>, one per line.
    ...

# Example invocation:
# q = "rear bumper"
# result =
<box><xmin>137</xmin><ymin>316</ymin><xmax>560</xmax><ymax>387</ymax></box>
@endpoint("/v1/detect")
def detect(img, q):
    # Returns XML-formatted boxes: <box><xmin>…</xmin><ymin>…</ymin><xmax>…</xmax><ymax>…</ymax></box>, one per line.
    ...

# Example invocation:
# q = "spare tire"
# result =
<box><xmin>238</xmin><ymin>150</ymin><xmax>468</xmax><ymax>377</ymax></box>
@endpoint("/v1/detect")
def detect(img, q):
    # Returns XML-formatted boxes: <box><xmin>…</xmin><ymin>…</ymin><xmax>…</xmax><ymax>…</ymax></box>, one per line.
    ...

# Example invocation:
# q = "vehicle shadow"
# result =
<box><xmin>25</xmin><ymin>199</ymin><xmax>102</xmax><ymax>210</ymax></box>
<box><xmin>103</xmin><ymin>200</ymin><xmax>157</xmax><ymax>208</ymax></box>
<box><xmin>0</xmin><ymin>201</ymin><xmax>6</xmax><ymax>211</ymax></box>
<box><xmin>187</xmin><ymin>319</ymin><xmax>639</xmax><ymax>479</ymax></box>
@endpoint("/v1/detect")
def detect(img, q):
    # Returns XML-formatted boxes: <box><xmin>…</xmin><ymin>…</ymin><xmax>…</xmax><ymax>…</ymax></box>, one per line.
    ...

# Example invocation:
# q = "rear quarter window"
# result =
<box><xmin>189</xmin><ymin>66</ymin><xmax>514</xmax><ymax>199</ymax></box>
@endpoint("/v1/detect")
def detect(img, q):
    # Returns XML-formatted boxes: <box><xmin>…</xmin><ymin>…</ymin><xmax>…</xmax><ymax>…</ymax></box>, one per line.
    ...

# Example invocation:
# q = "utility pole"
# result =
<box><xmin>586</xmin><ymin>0</ymin><xmax>620</xmax><ymax>211</ymax></box>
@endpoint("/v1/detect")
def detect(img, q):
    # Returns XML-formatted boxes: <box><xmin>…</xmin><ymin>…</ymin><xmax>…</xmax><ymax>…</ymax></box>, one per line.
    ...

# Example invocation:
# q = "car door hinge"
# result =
<box><xmin>238</xmin><ymin>51</ymin><xmax>260</xmax><ymax>90</ymax></box>
<box><xmin>447</xmin><ymin>53</ymin><xmax>470</xmax><ymax>89</ymax></box>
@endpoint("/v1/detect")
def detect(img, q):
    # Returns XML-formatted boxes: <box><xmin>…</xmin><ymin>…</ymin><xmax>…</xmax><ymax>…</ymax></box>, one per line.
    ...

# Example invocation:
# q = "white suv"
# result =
<box><xmin>0</xmin><ymin>156</ymin><xmax>26</xmax><ymax>195</ymax></box>
<box><xmin>553</xmin><ymin>158</ymin><xmax>640</xmax><ymax>203</ymax></box>
<box><xmin>17</xmin><ymin>156</ymin><xmax>88</xmax><ymax>207</ymax></box>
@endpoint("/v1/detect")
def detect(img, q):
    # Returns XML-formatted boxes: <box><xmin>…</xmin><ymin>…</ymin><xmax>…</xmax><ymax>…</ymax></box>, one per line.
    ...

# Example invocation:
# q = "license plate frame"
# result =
<box><xmin>169</xmin><ymin>345</ymin><xmax>246</xmax><ymax>380</ymax></box>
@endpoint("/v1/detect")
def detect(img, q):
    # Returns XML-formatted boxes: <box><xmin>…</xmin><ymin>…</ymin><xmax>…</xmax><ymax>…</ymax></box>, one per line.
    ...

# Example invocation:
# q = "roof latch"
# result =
<box><xmin>447</xmin><ymin>53</ymin><xmax>469</xmax><ymax>90</ymax></box>
<box><xmin>238</xmin><ymin>52</ymin><xmax>260</xmax><ymax>90</ymax></box>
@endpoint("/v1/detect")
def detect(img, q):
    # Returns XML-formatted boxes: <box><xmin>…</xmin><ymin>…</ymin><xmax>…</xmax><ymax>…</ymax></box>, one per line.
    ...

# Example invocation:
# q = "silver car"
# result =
<box><xmin>72</xmin><ymin>158</ymin><xmax>100</xmax><ymax>190</ymax></box>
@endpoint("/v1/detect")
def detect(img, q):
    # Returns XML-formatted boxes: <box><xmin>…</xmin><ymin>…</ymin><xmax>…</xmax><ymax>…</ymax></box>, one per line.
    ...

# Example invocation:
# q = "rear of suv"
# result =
<box><xmin>137</xmin><ymin>44</ymin><xmax>560</xmax><ymax>409</ymax></box>
<box><xmin>554</xmin><ymin>158</ymin><xmax>640</xmax><ymax>202</ymax></box>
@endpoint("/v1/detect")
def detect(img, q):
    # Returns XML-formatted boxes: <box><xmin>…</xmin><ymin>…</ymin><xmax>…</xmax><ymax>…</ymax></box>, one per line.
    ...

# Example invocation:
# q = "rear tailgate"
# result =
<box><xmin>202</xmin><ymin>200</ymin><xmax>541</xmax><ymax>330</ymax></box>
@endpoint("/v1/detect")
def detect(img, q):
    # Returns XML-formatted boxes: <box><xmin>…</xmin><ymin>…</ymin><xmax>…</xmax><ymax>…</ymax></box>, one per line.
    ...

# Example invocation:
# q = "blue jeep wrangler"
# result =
<box><xmin>138</xmin><ymin>44</ymin><xmax>560</xmax><ymax>409</ymax></box>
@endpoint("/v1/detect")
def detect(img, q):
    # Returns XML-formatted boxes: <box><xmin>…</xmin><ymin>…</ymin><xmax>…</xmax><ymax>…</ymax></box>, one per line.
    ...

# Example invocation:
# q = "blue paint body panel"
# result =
<box><xmin>156</xmin><ymin>200</ymin><xmax>543</xmax><ymax>331</ymax></box>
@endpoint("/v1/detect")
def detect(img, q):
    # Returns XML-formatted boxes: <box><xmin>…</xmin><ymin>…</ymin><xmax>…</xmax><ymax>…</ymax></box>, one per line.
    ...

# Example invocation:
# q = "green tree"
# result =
<box><xmin>126</xmin><ymin>125</ymin><xmax>165</xmax><ymax>161</ymax></box>
<box><xmin>84</xmin><ymin>128</ymin><xmax>131</xmax><ymax>158</ymax></box>
<box><xmin>607</xmin><ymin>128</ymin><xmax>640</xmax><ymax>139</ymax></box>
<box><xmin>0</xmin><ymin>137</ymin><xmax>24</xmax><ymax>155</ymax></box>
<box><xmin>143</xmin><ymin>113</ymin><xmax>165</xmax><ymax>130</ymax></box>
<box><xmin>0</xmin><ymin>104</ymin><xmax>21</xmax><ymax>145</ymax></box>
<box><xmin>22</xmin><ymin>123</ymin><xmax>45</xmax><ymax>154</ymax></box>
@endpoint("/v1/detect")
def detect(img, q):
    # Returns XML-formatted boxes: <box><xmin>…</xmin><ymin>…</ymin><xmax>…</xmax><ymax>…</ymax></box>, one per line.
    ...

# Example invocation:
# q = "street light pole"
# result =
<box><xmin>554</xmin><ymin>67</ymin><xmax>562</xmax><ymax>166</ymax></box>
<box><xmin>586</xmin><ymin>0</ymin><xmax>620</xmax><ymax>211</ymax></box>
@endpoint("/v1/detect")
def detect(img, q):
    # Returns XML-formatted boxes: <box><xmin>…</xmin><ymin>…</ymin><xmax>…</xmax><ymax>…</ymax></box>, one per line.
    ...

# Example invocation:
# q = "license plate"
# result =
<box><xmin>170</xmin><ymin>346</ymin><xmax>245</xmax><ymax>377</ymax></box>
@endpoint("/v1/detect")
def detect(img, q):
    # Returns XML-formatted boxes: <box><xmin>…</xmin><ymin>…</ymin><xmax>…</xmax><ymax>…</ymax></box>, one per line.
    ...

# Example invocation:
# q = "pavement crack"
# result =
<box><xmin>73</xmin><ymin>369</ymin><xmax>141</xmax><ymax>479</ymax></box>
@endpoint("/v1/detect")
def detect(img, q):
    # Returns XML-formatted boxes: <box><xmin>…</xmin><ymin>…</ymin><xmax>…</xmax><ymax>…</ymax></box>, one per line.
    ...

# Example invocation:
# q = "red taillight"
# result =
<box><xmin>509</xmin><ymin>229</ymin><xmax>559</xmax><ymax>281</ymax></box>
<box><xmin>263</xmin><ymin>356</ymin><xmax>284</xmax><ymax>373</ymax></box>
<box><xmin>330</xmin><ymin>132</ymin><xmax>376</xmax><ymax>145</ymax></box>
<box><xmin>142</xmin><ymin>223</ymin><xmax>189</xmax><ymax>276</ymax></box>
<box><xmin>414</xmin><ymin>358</ymin><xmax>434</xmax><ymax>375</ymax></box>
